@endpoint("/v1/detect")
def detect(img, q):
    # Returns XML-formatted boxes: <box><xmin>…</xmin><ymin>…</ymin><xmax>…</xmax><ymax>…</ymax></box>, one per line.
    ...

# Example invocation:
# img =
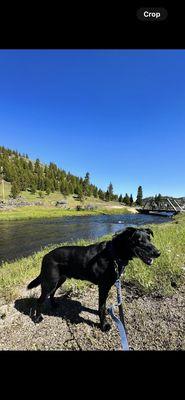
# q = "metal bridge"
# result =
<box><xmin>136</xmin><ymin>198</ymin><xmax>184</xmax><ymax>216</ymax></box>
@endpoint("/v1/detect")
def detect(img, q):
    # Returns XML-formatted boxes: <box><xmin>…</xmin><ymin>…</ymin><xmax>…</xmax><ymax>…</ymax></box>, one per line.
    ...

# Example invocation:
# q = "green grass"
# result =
<box><xmin>0</xmin><ymin>214</ymin><xmax>185</xmax><ymax>303</ymax></box>
<box><xmin>0</xmin><ymin>205</ymin><xmax>132</xmax><ymax>221</ymax></box>
<box><xmin>124</xmin><ymin>215</ymin><xmax>185</xmax><ymax>296</ymax></box>
<box><xmin>0</xmin><ymin>184</ymin><xmax>125</xmax><ymax>208</ymax></box>
<box><xmin>0</xmin><ymin>183</ymin><xmax>136</xmax><ymax>220</ymax></box>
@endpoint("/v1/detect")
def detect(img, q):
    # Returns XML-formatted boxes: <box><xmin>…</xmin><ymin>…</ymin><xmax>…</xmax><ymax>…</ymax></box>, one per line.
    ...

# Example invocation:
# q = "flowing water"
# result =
<box><xmin>0</xmin><ymin>213</ymin><xmax>172</xmax><ymax>264</ymax></box>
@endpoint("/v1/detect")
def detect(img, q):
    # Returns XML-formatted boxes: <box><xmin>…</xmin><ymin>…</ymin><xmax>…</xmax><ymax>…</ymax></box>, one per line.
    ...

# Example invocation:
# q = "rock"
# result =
<box><xmin>55</xmin><ymin>200</ymin><xmax>67</xmax><ymax>207</ymax></box>
<box><xmin>85</xmin><ymin>204</ymin><xmax>97</xmax><ymax>210</ymax></box>
<box><xmin>0</xmin><ymin>198</ymin><xmax>43</xmax><ymax>209</ymax></box>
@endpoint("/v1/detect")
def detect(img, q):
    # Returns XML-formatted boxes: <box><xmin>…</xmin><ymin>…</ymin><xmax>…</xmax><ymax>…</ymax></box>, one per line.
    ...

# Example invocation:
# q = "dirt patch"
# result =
<box><xmin>0</xmin><ymin>283</ymin><xmax>184</xmax><ymax>351</ymax></box>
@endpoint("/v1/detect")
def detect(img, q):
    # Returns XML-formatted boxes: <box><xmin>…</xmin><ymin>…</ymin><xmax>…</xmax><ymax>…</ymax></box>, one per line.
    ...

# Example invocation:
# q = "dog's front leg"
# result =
<box><xmin>98</xmin><ymin>284</ymin><xmax>112</xmax><ymax>332</ymax></box>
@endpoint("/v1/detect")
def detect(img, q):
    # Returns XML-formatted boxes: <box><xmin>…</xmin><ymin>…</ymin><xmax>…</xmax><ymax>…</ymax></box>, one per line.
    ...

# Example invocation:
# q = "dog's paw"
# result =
<box><xmin>100</xmin><ymin>322</ymin><xmax>111</xmax><ymax>332</ymax></box>
<box><xmin>33</xmin><ymin>315</ymin><xmax>43</xmax><ymax>324</ymax></box>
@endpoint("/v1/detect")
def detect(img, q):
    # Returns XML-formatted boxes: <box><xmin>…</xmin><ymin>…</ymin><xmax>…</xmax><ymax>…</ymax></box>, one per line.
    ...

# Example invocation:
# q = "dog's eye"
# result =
<box><xmin>135</xmin><ymin>237</ymin><xmax>142</xmax><ymax>243</ymax></box>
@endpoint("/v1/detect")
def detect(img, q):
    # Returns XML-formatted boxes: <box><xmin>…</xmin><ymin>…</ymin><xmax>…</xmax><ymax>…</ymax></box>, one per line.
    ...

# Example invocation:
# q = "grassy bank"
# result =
<box><xmin>0</xmin><ymin>205</ymin><xmax>134</xmax><ymax>221</ymax></box>
<box><xmin>0</xmin><ymin>214</ymin><xmax>185</xmax><ymax>304</ymax></box>
<box><xmin>0</xmin><ymin>189</ymin><xmax>137</xmax><ymax>221</ymax></box>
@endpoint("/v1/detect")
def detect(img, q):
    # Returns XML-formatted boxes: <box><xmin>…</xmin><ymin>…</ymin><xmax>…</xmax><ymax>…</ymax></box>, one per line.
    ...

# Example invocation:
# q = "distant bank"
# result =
<box><xmin>0</xmin><ymin>204</ymin><xmax>138</xmax><ymax>221</ymax></box>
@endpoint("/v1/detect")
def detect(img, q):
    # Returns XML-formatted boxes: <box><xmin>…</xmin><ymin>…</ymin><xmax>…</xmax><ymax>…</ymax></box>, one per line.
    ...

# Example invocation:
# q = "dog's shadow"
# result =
<box><xmin>14</xmin><ymin>292</ymin><xmax>100</xmax><ymax>329</ymax></box>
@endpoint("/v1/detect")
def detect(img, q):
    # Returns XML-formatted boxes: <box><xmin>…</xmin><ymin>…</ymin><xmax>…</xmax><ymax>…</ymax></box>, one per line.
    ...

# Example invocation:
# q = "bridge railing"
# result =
<box><xmin>142</xmin><ymin>198</ymin><xmax>184</xmax><ymax>212</ymax></box>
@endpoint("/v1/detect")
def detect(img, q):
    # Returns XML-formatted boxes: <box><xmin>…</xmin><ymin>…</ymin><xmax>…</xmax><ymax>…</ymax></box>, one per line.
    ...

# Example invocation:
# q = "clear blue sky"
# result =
<box><xmin>0</xmin><ymin>49</ymin><xmax>185</xmax><ymax>199</ymax></box>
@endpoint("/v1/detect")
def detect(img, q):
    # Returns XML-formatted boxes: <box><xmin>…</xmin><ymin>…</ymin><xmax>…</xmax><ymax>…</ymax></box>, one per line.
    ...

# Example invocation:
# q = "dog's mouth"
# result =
<box><xmin>134</xmin><ymin>248</ymin><xmax>154</xmax><ymax>266</ymax></box>
<box><xmin>140</xmin><ymin>255</ymin><xmax>154</xmax><ymax>266</ymax></box>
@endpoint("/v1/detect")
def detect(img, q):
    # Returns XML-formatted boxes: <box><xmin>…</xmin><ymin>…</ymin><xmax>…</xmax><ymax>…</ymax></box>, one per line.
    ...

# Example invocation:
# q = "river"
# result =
<box><xmin>0</xmin><ymin>213</ymin><xmax>172</xmax><ymax>264</ymax></box>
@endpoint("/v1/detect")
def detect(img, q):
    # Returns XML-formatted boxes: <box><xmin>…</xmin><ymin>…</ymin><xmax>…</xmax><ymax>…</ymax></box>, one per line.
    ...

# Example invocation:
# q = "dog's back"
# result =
<box><xmin>40</xmin><ymin>241</ymin><xmax>108</xmax><ymax>283</ymax></box>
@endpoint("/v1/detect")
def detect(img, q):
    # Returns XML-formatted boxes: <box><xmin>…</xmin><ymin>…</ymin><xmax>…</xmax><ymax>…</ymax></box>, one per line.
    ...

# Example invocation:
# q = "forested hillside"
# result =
<box><xmin>0</xmin><ymin>146</ymin><xmax>118</xmax><ymax>201</ymax></box>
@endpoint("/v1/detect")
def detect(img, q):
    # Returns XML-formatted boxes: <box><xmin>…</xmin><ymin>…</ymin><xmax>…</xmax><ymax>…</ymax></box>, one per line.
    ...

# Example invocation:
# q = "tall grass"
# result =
<box><xmin>124</xmin><ymin>217</ymin><xmax>185</xmax><ymax>295</ymax></box>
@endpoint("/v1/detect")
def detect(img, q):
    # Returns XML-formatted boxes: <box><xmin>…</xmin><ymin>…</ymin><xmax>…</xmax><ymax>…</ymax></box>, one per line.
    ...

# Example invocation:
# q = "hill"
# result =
<box><xmin>0</xmin><ymin>145</ymin><xmax>118</xmax><ymax>202</ymax></box>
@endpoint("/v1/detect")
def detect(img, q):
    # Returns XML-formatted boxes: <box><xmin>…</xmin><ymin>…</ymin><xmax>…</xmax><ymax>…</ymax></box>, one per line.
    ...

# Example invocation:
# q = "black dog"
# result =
<box><xmin>27</xmin><ymin>227</ymin><xmax>160</xmax><ymax>331</ymax></box>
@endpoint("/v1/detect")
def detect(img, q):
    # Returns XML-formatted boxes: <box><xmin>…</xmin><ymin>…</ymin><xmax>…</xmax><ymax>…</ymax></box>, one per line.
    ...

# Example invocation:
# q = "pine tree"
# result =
<box><xmin>113</xmin><ymin>194</ymin><xmax>118</xmax><ymax>201</ymax></box>
<box><xmin>156</xmin><ymin>193</ymin><xmax>162</xmax><ymax>205</ymax></box>
<box><xmin>107</xmin><ymin>182</ymin><xmax>113</xmax><ymax>201</ymax></box>
<box><xmin>11</xmin><ymin>180</ymin><xmax>20</xmax><ymax>198</ymax></box>
<box><xmin>50</xmin><ymin>182</ymin><xmax>55</xmax><ymax>193</ymax></box>
<box><xmin>98</xmin><ymin>189</ymin><xmax>105</xmax><ymax>200</ymax></box>
<box><xmin>118</xmin><ymin>194</ymin><xmax>123</xmax><ymax>203</ymax></box>
<box><xmin>136</xmin><ymin>186</ymin><xmax>143</xmax><ymax>206</ymax></box>
<box><xmin>46</xmin><ymin>187</ymin><xmax>51</xmax><ymax>195</ymax></box>
<box><xmin>84</xmin><ymin>172</ymin><xmax>90</xmax><ymax>184</ymax></box>
<box><xmin>28</xmin><ymin>160</ymin><xmax>33</xmax><ymax>172</ymax></box>
<box><xmin>64</xmin><ymin>182</ymin><xmax>70</xmax><ymax>196</ymax></box>
<box><xmin>93</xmin><ymin>186</ymin><xmax>98</xmax><ymax>198</ymax></box>
<box><xmin>83</xmin><ymin>172</ymin><xmax>90</xmax><ymax>196</ymax></box>
<box><xmin>123</xmin><ymin>193</ymin><xmax>130</xmax><ymax>205</ymax></box>
<box><xmin>60</xmin><ymin>180</ymin><xmax>69</xmax><ymax>196</ymax></box>
<box><xmin>45</xmin><ymin>178</ymin><xmax>52</xmax><ymax>193</ymax></box>
<box><xmin>68</xmin><ymin>183</ymin><xmax>74</xmax><ymax>194</ymax></box>
<box><xmin>130</xmin><ymin>194</ymin><xmax>134</xmax><ymax>206</ymax></box>
<box><xmin>30</xmin><ymin>183</ymin><xmax>36</xmax><ymax>194</ymax></box>
<box><xmin>76</xmin><ymin>186</ymin><xmax>84</xmax><ymax>201</ymax></box>
<box><xmin>105</xmin><ymin>190</ymin><xmax>110</xmax><ymax>202</ymax></box>
<box><xmin>34</xmin><ymin>158</ymin><xmax>41</xmax><ymax>173</ymax></box>
<box><xmin>53</xmin><ymin>179</ymin><xmax>58</xmax><ymax>191</ymax></box>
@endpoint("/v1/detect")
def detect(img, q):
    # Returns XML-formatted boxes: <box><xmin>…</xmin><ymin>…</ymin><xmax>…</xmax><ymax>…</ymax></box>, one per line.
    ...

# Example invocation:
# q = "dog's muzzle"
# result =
<box><xmin>133</xmin><ymin>248</ymin><xmax>160</xmax><ymax>266</ymax></box>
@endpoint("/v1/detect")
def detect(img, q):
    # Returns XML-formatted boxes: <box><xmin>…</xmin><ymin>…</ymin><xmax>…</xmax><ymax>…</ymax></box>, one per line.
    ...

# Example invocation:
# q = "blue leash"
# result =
<box><xmin>108</xmin><ymin>278</ymin><xmax>130</xmax><ymax>351</ymax></box>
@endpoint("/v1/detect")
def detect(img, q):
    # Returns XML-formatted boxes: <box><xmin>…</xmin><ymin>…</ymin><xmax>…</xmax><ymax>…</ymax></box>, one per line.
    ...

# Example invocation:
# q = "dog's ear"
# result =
<box><xmin>125</xmin><ymin>227</ymin><xmax>137</xmax><ymax>234</ymax></box>
<box><xmin>125</xmin><ymin>227</ymin><xmax>138</xmax><ymax>239</ymax></box>
<box><xmin>143</xmin><ymin>228</ymin><xmax>154</xmax><ymax>237</ymax></box>
<box><xmin>113</xmin><ymin>227</ymin><xmax>136</xmax><ymax>241</ymax></box>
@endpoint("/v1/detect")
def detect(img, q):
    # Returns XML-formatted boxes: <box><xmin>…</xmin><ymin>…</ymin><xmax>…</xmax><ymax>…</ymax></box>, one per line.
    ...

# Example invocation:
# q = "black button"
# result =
<box><xmin>137</xmin><ymin>7</ymin><xmax>168</xmax><ymax>22</ymax></box>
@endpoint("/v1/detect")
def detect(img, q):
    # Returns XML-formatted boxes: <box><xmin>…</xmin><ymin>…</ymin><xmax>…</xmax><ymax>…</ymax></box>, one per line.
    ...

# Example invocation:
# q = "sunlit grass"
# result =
<box><xmin>0</xmin><ymin>205</ymin><xmax>131</xmax><ymax>221</ymax></box>
<box><xmin>124</xmin><ymin>217</ymin><xmax>185</xmax><ymax>295</ymax></box>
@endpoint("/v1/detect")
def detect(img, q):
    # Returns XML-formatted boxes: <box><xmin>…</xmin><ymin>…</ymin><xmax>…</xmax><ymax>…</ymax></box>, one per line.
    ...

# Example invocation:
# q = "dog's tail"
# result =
<box><xmin>27</xmin><ymin>275</ymin><xmax>41</xmax><ymax>290</ymax></box>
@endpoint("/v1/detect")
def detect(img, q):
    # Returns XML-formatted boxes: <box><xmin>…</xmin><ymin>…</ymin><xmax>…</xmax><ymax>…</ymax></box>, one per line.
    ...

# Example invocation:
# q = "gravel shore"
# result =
<box><xmin>0</xmin><ymin>282</ymin><xmax>184</xmax><ymax>351</ymax></box>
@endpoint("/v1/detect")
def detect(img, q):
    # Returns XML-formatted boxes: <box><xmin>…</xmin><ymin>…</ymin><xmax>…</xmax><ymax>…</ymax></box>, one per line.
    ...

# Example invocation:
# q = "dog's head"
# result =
<box><xmin>113</xmin><ymin>227</ymin><xmax>161</xmax><ymax>266</ymax></box>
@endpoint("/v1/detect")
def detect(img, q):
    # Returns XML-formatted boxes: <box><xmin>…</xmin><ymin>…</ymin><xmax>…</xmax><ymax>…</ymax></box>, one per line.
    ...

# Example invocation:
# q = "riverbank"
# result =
<box><xmin>0</xmin><ymin>213</ymin><xmax>184</xmax><ymax>350</ymax></box>
<box><xmin>0</xmin><ymin>205</ymin><xmax>137</xmax><ymax>221</ymax></box>
<box><xmin>0</xmin><ymin>191</ymin><xmax>138</xmax><ymax>220</ymax></box>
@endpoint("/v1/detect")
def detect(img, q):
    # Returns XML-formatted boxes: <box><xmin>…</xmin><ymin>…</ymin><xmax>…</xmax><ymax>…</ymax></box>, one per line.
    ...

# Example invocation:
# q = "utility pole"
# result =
<box><xmin>0</xmin><ymin>166</ymin><xmax>5</xmax><ymax>203</ymax></box>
